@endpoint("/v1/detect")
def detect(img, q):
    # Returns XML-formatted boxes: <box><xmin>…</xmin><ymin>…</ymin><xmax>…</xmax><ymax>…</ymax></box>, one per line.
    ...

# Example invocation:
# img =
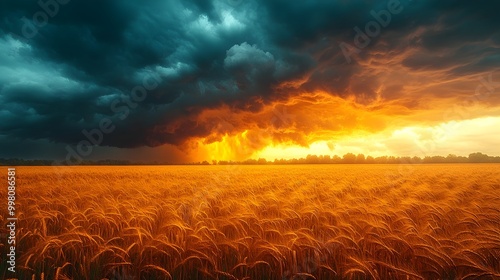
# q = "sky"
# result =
<box><xmin>0</xmin><ymin>0</ymin><xmax>499</xmax><ymax>163</ymax></box>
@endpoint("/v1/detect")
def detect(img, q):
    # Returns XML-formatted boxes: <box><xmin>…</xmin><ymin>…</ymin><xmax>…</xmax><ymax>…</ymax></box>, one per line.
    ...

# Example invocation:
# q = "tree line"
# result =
<box><xmin>214</xmin><ymin>152</ymin><xmax>500</xmax><ymax>165</ymax></box>
<box><xmin>1</xmin><ymin>152</ymin><xmax>499</xmax><ymax>166</ymax></box>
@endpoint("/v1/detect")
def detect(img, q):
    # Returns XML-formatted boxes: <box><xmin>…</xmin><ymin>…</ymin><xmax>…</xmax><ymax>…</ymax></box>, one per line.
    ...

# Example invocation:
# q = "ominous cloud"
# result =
<box><xmin>0</xmin><ymin>0</ymin><xmax>499</xmax><ymax>161</ymax></box>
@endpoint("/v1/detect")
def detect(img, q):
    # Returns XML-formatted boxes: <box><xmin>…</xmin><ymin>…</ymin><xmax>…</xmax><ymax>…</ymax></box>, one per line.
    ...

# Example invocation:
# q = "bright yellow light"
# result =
<box><xmin>188</xmin><ymin>111</ymin><xmax>500</xmax><ymax>162</ymax></box>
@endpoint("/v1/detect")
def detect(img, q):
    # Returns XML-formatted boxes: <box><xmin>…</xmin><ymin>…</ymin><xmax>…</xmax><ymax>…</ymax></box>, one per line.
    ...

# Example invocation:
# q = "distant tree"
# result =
<box><xmin>375</xmin><ymin>156</ymin><xmax>387</xmax><ymax>164</ymax></box>
<box><xmin>331</xmin><ymin>155</ymin><xmax>342</xmax><ymax>163</ymax></box>
<box><xmin>257</xmin><ymin>158</ymin><xmax>267</xmax><ymax>165</ymax></box>
<box><xmin>366</xmin><ymin>155</ymin><xmax>375</xmax><ymax>164</ymax></box>
<box><xmin>342</xmin><ymin>153</ymin><xmax>356</xmax><ymax>164</ymax></box>
<box><xmin>469</xmin><ymin>152</ymin><xmax>490</xmax><ymax>163</ymax></box>
<box><xmin>243</xmin><ymin>159</ymin><xmax>257</xmax><ymax>165</ymax></box>
<box><xmin>397</xmin><ymin>156</ymin><xmax>411</xmax><ymax>164</ymax></box>
<box><xmin>456</xmin><ymin>156</ymin><xmax>468</xmax><ymax>163</ymax></box>
<box><xmin>319</xmin><ymin>155</ymin><xmax>331</xmax><ymax>164</ymax></box>
<box><xmin>431</xmin><ymin>156</ymin><xmax>446</xmax><ymax>163</ymax></box>
<box><xmin>356</xmin><ymin>154</ymin><xmax>366</xmax><ymax>163</ymax></box>
<box><xmin>446</xmin><ymin>154</ymin><xmax>458</xmax><ymax>163</ymax></box>
<box><xmin>387</xmin><ymin>156</ymin><xmax>397</xmax><ymax>164</ymax></box>
<box><xmin>422</xmin><ymin>156</ymin><xmax>447</xmax><ymax>163</ymax></box>
<box><xmin>306</xmin><ymin>154</ymin><xmax>319</xmax><ymax>164</ymax></box>
<box><xmin>412</xmin><ymin>156</ymin><xmax>422</xmax><ymax>163</ymax></box>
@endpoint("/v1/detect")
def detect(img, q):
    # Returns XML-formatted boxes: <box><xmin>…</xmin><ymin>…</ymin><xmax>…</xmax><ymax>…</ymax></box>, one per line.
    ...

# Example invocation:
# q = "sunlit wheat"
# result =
<box><xmin>1</xmin><ymin>164</ymin><xmax>499</xmax><ymax>279</ymax></box>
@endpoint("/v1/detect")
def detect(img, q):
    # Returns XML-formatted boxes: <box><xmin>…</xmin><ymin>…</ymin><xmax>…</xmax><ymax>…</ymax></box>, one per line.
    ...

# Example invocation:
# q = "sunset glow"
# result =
<box><xmin>186</xmin><ymin>89</ymin><xmax>500</xmax><ymax>162</ymax></box>
<box><xmin>1</xmin><ymin>0</ymin><xmax>499</xmax><ymax>163</ymax></box>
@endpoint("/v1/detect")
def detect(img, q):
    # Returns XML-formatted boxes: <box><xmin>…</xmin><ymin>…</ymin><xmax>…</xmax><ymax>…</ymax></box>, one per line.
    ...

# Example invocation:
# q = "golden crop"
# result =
<box><xmin>1</xmin><ymin>164</ymin><xmax>499</xmax><ymax>279</ymax></box>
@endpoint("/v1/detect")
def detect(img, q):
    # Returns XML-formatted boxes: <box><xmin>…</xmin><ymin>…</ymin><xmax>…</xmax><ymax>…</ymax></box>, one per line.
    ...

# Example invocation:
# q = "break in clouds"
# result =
<box><xmin>0</xmin><ymin>0</ymin><xmax>499</xmax><ymax>160</ymax></box>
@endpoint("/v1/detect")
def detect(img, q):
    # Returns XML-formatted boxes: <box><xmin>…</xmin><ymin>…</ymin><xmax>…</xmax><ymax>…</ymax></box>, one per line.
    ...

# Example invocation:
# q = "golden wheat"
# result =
<box><xmin>1</xmin><ymin>164</ymin><xmax>499</xmax><ymax>279</ymax></box>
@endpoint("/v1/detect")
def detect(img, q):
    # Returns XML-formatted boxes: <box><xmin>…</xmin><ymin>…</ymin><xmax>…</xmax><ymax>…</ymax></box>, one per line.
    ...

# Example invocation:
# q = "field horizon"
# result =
<box><xmin>2</xmin><ymin>151</ymin><xmax>500</xmax><ymax>167</ymax></box>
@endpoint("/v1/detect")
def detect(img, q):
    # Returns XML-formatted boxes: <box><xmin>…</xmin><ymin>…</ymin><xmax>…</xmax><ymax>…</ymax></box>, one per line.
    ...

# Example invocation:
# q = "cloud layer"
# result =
<box><xmin>1</xmin><ymin>0</ymin><xmax>499</xmax><ymax>161</ymax></box>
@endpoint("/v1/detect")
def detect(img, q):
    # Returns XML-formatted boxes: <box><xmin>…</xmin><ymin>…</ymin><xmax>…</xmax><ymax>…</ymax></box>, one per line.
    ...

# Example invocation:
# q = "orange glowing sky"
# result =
<box><xmin>188</xmin><ymin>88</ymin><xmax>500</xmax><ymax>162</ymax></box>
<box><xmin>175</xmin><ymin>50</ymin><xmax>500</xmax><ymax>162</ymax></box>
<box><xmin>1</xmin><ymin>1</ymin><xmax>499</xmax><ymax>163</ymax></box>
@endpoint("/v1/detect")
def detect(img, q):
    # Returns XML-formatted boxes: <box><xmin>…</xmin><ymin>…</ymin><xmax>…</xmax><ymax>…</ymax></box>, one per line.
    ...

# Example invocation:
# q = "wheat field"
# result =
<box><xmin>1</xmin><ymin>164</ymin><xmax>499</xmax><ymax>280</ymax></box>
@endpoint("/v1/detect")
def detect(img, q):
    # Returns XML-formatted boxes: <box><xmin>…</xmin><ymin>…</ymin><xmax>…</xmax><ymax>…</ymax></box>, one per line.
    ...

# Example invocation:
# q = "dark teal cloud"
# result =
<box><xmin>0</xmin><ymin>0</ymin><xmax>498</xmax><ymax>159</ymax></box>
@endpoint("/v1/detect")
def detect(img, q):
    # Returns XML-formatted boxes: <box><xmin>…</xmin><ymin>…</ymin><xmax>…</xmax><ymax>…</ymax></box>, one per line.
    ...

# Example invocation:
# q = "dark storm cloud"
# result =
<box><xmin>0</xmin><ymin>0</ymin><xmax>499</xmax><ymax>154</ymax></box>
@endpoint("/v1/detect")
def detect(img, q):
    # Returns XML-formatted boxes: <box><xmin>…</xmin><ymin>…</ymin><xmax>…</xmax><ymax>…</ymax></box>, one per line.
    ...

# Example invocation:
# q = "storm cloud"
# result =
<box><xmin>0</xmin><ymin>0</ymin><xmax>499</xmax><ymax>160</ymax></box>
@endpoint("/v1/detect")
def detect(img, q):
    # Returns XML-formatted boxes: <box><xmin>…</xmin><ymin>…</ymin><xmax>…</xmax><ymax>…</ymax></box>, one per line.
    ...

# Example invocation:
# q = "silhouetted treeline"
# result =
<box><xmin>0</xmin><ymin>159</ymin><xmax>132</xmax><ymax>166</ymax></box>
<box><xmin>0</xmin><ymin>158</ymin><xmax>209</xmax><ymax>166</ymax></box>
<box><xmin>1</xmin><ymin>152</ymin><xmax>499</xmax><ymax>166</ymax></box>
<box><xmin>0</xmin><ymin>159</ymin><xmax>55</xmax><ymax>166</ymax></box>
<box><xmin>214</xmin><ymin>152</ymin><xmax>500</xmax><ymax>165</ymax></box>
